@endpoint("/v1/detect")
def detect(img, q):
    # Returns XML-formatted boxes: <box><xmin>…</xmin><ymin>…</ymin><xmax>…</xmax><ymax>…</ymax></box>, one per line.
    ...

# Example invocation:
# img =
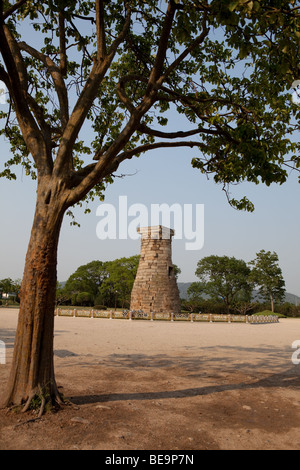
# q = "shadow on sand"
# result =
<box><xmin>70</xmin><ymin>364</ymin><xmax>300</xmax><ymax>406</ymax></box>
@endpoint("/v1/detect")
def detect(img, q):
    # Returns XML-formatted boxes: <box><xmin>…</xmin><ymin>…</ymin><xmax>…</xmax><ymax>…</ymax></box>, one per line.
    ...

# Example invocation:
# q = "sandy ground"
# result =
<box><xmin>0</xmin><ymin>308</ymin><xmax>300</xmax><ymax>450</ymax></box>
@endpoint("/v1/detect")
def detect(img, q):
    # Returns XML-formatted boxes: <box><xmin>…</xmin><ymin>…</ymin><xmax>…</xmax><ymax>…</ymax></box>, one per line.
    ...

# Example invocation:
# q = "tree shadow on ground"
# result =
<box><xmin>62</xmin><ymin>342</ymin><xmax>298</xmax><ymax>377</ymax></box>
<box><xmin>0</xmin><ymin>328</ymin><xmax>70</xmax><ymax>350</ymax></box>
<box><xmin>70</xmin><ymin>364</ymin><xmax>300</xmax><ymax>406</ymax></box>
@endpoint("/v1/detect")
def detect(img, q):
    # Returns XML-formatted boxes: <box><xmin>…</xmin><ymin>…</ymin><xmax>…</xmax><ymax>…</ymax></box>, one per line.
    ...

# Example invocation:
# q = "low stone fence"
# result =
<box><xmin>55</xmin><ymin>309</ymin><xmax>279</xmax><ymax>324</ymax></box>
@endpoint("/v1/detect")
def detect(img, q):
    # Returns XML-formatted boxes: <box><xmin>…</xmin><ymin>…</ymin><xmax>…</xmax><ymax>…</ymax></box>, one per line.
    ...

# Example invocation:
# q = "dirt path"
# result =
<box><xmin>1</xmin><ymin>309</ymin><xmax>300</xmax><ymax>450</ymax></box>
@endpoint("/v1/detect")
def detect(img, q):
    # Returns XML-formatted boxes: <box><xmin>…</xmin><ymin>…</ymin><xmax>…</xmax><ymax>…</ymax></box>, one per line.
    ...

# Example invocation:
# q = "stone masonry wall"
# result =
<box><xmin>130</xmin><ymin>226</ymin><xmax>181</xmax><ymax>314</ymax></box>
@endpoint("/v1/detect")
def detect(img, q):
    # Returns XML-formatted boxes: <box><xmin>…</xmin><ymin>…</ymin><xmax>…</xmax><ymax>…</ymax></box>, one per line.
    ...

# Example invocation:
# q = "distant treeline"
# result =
<box><xmin>56</xmin><ymin>256</ymin><xmax>140</xmax><ymax>309</ymax></box>
<box><xmin>180</xmin><ymin>298</ymin><xmax>300</xmax><ymax>318</ymax></box>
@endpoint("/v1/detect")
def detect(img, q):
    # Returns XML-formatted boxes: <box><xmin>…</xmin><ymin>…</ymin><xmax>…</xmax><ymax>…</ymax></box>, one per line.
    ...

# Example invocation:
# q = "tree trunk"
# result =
<box><xmin>270</xmin><ymin>293</ymin><xmax>274</xmax><ymax>313</ymax></box>
<box><xmin>1</xmin><ymin>179</ymin><xmax>67</xmax><ymax>415</ymax></box>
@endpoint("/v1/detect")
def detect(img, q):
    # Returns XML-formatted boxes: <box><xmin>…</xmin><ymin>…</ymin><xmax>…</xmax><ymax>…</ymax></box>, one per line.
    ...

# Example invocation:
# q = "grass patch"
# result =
<box><xmin>253</xmin><ymin>310</ymin><xmax>286</xmax><ymax>318</ymax></box>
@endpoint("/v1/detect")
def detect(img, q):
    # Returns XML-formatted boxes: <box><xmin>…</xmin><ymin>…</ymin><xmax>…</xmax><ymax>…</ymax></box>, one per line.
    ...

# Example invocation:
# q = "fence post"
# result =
<box><xmin>171</xmin><ymin>312</ymin><xmax>174</xmax><ymax>322</ymax></box>
<box><xmin>129</xmin><ymin>310</ymin><xmax>132</xmax><ymax>320</ymax></box>
<box><xmin>191</xmin><ymin>313</ymin><xmax>193</xmax><ymax>323</ymax></box>
<box><xmin>210</xmin><ymin>314</ymin><xmax>213</xmax><ymax>323</ymax></box>
<box><xmin>151</xmin><ymin>312</ymin><xmax>154</xmax><ymax>322</ymax></box>
<box><xmin>0</xmin><ymin>340</ymin><xmax>6</xmax><ymax>364</ymax></box>
<box><xmin>110</xmin><ymin>310</ymin><xmax>113</xmax><ymax>320</ymax></box>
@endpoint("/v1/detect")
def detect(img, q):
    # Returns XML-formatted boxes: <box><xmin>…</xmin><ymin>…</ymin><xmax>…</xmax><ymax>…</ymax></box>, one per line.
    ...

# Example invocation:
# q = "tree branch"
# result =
<box><xmin>25</xmin><ymin>93</ymin><xmax>53</xmax><ymax>148</ymax></box>
<box><xmin>173</xmin><ymin>1</ymin><xmax>211</xmax><ymax>12</ymax></box>
<box><xmin>3</xmin><ymin>0</ymin><xmax>28</xmax><ymax>20</ymax></box>
<box><xmin>144</xmin><ymin>0</ymin><xmax>176</xmax><ymax>96</ymax></box>
<box><xmin>68</xmin><ymin>134</ymin><xmax>208</xmax><ymax>202</ymax></box>
<box><xmin>18</xmin><ymin>41</ymin><xmax>69</xmax><ymax>129</ymax></box>
<box><xmin>65</xmin><ymin>2</ymin><xmax>206</xmax><ymax>206</ymax></box>
<box><xmin>73</xmin><ymin>13</ymin><xmax>95</xmax><ymax>22</ymax></box>
<box><xmin>68</xmin><ymin>163</ymin><xmax>97</xmax><ymax>187</ymax></box>
<box><xmin>4</xmin><ymin>27</ymin><xmax>28</xmax><ymax>91</ymax></box>
<box><xmin>116</xmin><ymin>140</ymin><xmax>208</xmax><ymax>162</ymax></box>
<box><xmin>132</xmin><ymin>6</ymin><xmax>210</xmax><ymax>123</ymax></box>
<box><xmin>137</xmin><ymin>123</ymin><xmax>220</xmax><ymax>140</ymax></box>
<box><xmin>159</xmin><ymin>12</ymin><xmax>209</xmax><ymax>83</ymax></box>
<box><xmin>96</xmin><ymin>0</ymin><xmax>107</xmax><ymax>60</ymax></box>
<box><xmin>116</xmin><ymin>74</ymin><xmax>137</xmax><ymax>114</ymax></box>
<box><xmin>54</xmin><ymin>3</ymin><xmax>131</xmax><ymax>177</ymax></box>
<box><xmin>66</xmin><ymin>158</ymin><xmax>119</xmax><ymax>206</ymax></box>
<box><xmin>0</xmin><ymin>18</ymin><xmax>51</xmax><ymax>172</ymax></box>
<box><xmin>106</xmin><ymin>2</ymin><xmax>131</xmax><ymax>58</ymax></box>
<box><xmin>59</xmin><ymin>10</ymin><xmax>67</xmax><ymax>77</ymax></box>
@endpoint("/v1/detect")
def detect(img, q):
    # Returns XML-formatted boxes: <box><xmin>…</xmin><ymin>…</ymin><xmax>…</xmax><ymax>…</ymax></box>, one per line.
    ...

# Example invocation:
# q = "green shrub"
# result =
<box><xmin>72</xmin><ymin>292</ymin><xmax>94</xmax><ymax>307</ymax></box>
<box><xmin>253</xmin><ymin>310</ymin><xmax>286</xmax><ymax>318</ymax></box>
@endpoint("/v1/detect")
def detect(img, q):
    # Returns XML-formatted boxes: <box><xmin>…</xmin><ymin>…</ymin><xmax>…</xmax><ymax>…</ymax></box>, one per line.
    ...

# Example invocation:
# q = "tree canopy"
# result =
<box><xmin>0</xmin><ymin>277</ymin><xmax>21</xmax><ymax>296</ymax></box>
<box><xmin>194</xmin><ymin>254</ymin><xmax>252</xmax><ymax>313</ymax></box>
<box><xmin>62</xmin><ymin>255</ymin><xmax>140</xmax><ymax>307</ymax></box>
<box><xmin>0</xmin><ymin>0</ymin><xmax>299</xmax><ymax>212</ymax></box>
<box><xmin>249</xmin><ymin>249</ymin><xmax>286</xmax><ymax>311</ymax></box>
<box><xmin>98</xmin><ymin>255</ymin><xmax>140</xmax><ymax>307</ymax></box>
<box><xmin>188</xmin><ymin>251</ymin><xmax>286</xmax><ymax>313</ymax></box>
<box><xmin>64</xmin><ymin>260</ymin><xmax>108</xmax><ymax>297</ymax></box>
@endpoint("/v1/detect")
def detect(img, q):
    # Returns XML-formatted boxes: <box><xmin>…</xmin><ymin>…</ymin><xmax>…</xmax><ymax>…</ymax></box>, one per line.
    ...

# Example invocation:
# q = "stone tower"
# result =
<box><xmin>130</xmin><ymin>226</ymin><xmax>181</xmax><ymax>314</ymax></box>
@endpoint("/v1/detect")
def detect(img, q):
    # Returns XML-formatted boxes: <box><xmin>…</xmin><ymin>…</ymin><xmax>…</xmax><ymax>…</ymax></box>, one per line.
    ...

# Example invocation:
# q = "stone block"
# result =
<box><xmin>130</xmin><ymin>226</ymin><xmax>181</xmax><ymax>314</ymax></box>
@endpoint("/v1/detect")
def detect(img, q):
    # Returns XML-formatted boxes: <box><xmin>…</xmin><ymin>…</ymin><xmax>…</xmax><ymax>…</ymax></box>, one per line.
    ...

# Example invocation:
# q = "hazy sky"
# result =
<box><xmin>0</xmin><ymin>129</ymin><xmax>299</xmax><ymax>295</ymax></box>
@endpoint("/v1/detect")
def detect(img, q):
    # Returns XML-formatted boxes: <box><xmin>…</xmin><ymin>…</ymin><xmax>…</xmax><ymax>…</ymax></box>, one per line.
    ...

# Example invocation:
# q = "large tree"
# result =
<box><xmin>195</xmin><ymin>255</ymin><xmax>252</xmax><ymax>313</ymax></box>
<box><xmin>249</xmin><ymin>249</ymin><xmax>286</xmax><ymax>312</ymax></box>
<box><xmin>0</xmin><ymin>1</ymin><xmax>299</xmax><ymax>415</ymax></box>
<box><xmin>63</xmin><ymin>255</ymin><xmax>140</xmax><ymax>307</ymax></box>
<box><xmin>98</xmin><ymin>255</ymin><xmax>139</xmax><ymax>307</ymax></box>
<box><xmin>0</xmin><ymin>277</ymin><xmax>21</xmax><ymax>302</ymax></box>
<box><xmin>64</xmin><ymin>260</ymin><xmax>108</xmax><ymax>298</ymax></box>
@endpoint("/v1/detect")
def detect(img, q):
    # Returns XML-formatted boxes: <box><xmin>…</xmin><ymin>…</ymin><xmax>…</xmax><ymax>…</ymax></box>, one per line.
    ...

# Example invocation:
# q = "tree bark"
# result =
<box><xmin>270</xmin><ymin>293</ymin><xmax>274</xmax><ymax>313</ymax></box>
<box><xmin>1</xmin><ymin>177</ymin><xmax>67</xmax><ymax>415</ymax></box>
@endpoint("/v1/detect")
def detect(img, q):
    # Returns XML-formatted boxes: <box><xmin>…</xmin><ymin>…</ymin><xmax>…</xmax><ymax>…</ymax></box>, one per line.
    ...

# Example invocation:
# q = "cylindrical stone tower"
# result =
<box><xmin>130</xmin><ymin>225</ymin><xmax>181</xmax><ymax>314</ymax></box>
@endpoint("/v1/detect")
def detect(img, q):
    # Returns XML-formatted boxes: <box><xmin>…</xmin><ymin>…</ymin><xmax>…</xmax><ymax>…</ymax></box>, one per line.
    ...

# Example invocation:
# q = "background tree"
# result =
<box><xmin>0</xmin><ymin>277</ymin><xmax>15</xmax><ymax>295</ymax></box>
<box><xmin>64</xmin><ymin>260</ymin><xmax>108</xmax><ymax>299</ymax></box>
<box><xmin>232</xmin><ymin>287</ymin><xmax>255</xmax><ymax>315</ymax></box>
<box><xmin>98</xmin><ymin>255</ymin><xmax>139</xmax><ymax>308</ymax></box>
<box><xmin>55</xmin><ymin>282</ymin><xmax>71</xmax><ymax>306</ymax></box>
<box><xmin>0</xmin><ymin>1</ymin><xmax>299</xmax><ymax>414</ymax></box>
<box><xmin>195</xmin><ymin>255</ymin><xmax>252</xmax><ymax>314</ymax></box>
<box><xmin>0</xmin><ymin>277</ymin><xmax>21</xmax><ymax>302</ymax></box>
<box><xmin>249</xmin><ymin>250</ymin><xmax>286</xmax><ymax>312</ymax></box>
<box><xmin>61</xmin><ymin>255</ymin><xmax>139</xmax><ymax>308</ymax></box>
<box><xmin>173</xmin><ymin>264</ymin><xmax>181</xmax><ymax>280</ymax></box>
<box><xmin>73</xmin><ymin>291</ymin><xmax>94</xmax><ymax>307</ymax></box>
<box><xmin>186</xmin><ymin>281</ymin><xmax>206</xmax><ymax>312</ymax></box>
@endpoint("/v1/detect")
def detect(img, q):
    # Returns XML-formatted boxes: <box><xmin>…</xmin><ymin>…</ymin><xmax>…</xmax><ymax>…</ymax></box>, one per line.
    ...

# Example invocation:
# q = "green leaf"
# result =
<box><xmin>228</xmin><ymin>1</ymin><xmax>240</xmax><ymax>12</ymax></box>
